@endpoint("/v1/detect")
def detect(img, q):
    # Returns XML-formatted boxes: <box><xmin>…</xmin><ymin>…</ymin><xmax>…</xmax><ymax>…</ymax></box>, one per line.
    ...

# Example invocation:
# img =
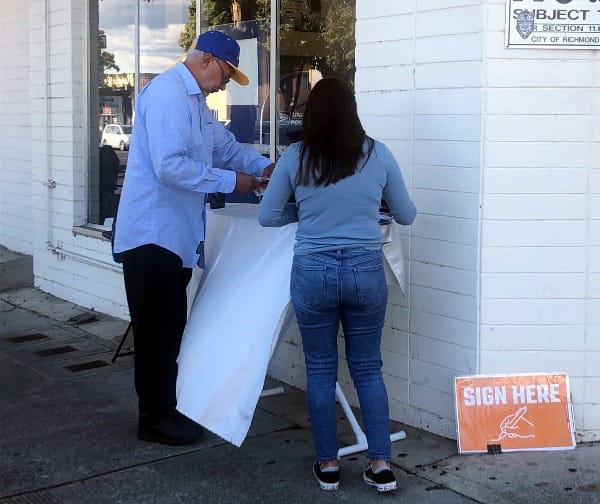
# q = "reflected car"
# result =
<box><xmin>101</xmin><ymin>124</ymin><xmax>132</xmax><ymax>151</ymax></box>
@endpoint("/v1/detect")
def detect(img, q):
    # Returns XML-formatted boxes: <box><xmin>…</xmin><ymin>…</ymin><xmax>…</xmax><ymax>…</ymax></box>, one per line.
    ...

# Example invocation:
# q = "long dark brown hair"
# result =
<box><xmin>297</xmin><ymin>77</ymin><xmax>374</xmax><ymax>187</ymax></box>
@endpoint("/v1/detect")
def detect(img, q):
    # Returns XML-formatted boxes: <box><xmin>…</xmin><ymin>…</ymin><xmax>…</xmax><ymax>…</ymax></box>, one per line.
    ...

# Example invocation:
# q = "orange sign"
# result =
<box><xmin>455</xmin><ymin>373</ymin><xmax>575</xmax><ymax>453</ymax></box>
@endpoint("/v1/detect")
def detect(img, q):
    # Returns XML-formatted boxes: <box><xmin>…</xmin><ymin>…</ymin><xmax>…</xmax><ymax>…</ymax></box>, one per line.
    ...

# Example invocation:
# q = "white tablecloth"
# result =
<box><xmin>176</xmin><ymin>203</ymin><xmax>405</xmax><ymax>447</ymax></box>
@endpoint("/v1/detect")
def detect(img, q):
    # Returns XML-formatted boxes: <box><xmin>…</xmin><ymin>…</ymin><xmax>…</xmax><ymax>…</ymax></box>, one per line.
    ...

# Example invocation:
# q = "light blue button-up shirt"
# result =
<box><xmin>258</xmin><ymin>140</ymin><xmax>416</xmax><ymax>255</ymax></box>
<box><xmin>114</xmin><ymin>62</ymin><xmax>271</xmax><ymax>267</ymax></box>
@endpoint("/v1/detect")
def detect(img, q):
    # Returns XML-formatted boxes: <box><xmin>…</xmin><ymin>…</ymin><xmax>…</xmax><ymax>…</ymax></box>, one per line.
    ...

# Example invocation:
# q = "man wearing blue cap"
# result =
<box><xmin>114</xmin><ymin>30</ymin><xmax>274</xmax><ymax>445</ymax></box>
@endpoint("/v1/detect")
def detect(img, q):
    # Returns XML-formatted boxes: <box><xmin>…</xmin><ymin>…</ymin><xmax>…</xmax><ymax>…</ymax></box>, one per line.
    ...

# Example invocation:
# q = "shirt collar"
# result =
<box><xmin>175</xmin><ymin>61</ymin><xmax>203</xmax><ymax>97</ymax></box>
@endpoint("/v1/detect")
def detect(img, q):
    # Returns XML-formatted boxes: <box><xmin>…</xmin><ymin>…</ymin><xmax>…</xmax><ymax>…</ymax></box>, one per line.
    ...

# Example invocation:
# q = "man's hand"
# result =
<box><xmin>234</xmin><ymin>172</ymin><xmax>260</xmax><ymax>194</ymax></box>
<box><xmin>262</xmin><ymin>163</ymin><xmax>275</xmax><ymax>179</ymax></box>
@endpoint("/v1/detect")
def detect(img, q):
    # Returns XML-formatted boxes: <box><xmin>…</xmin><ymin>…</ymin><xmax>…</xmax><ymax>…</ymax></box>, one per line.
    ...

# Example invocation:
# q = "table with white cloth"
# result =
<box><xmin>176</xmin><ymin>203</ymin><xmax>407</xmax><ymax>453</ymax></box>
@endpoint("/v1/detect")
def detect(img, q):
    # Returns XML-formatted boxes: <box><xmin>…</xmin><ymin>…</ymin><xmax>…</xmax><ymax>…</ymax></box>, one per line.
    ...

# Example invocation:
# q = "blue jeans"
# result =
<box><xmin>290</xmin><ymin>248</ymin><xmax>391</xmax><ymax>462</ymax></box>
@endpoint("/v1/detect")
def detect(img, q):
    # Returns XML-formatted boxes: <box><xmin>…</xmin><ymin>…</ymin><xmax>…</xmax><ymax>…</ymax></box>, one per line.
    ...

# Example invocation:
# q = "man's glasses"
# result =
<box><xmin>213</xmin><ymin>57</ymin><xmax>231</xmax><ymax>85</ymax></box>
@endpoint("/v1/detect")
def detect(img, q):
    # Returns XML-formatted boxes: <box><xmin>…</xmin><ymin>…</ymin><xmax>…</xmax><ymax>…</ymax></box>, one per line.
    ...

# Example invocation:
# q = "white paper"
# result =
<box><xmin>177</xmin><ymin>204</ymin><xmax>407</xmax><ymax>446</ymax></box>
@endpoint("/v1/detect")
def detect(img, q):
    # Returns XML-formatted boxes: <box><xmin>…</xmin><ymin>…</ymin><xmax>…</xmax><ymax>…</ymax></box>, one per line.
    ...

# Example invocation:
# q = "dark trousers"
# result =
<box><xmin>121</xmin><ymin>244</ymin><xmax>192</xmax><ymax>419</ymax></box>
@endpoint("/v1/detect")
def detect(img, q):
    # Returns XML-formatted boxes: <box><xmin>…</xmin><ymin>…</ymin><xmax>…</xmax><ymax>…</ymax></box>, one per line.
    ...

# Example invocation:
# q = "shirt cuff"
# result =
<box><xmin>253</xmin><ymin>156</ymin><xmax>273</xmax><ymax>177</ymax></box>
<box><xmin>219</xmin><ymin>169</ymin><xmax>237</xmax><ymax>193</ymax></box>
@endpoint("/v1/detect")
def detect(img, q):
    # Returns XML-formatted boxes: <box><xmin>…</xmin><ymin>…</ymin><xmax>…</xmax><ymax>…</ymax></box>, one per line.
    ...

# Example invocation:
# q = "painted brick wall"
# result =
<box><xmin>0</xmin><ymin>2</ymin><xmax>33</xmax><ymax>254</ymax></box>
<box><xmin>480</xmin><ymin>1</ymin><xmax>599</xmax><ymax>442</ymax></box>
<box><xmin>24</xmin><ymin>0</ymin><xmax>129</xmax><ymax>317</ymax></box>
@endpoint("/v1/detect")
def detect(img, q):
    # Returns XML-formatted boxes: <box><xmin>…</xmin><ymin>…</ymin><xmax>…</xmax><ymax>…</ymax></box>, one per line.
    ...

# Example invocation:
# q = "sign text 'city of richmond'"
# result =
<box><xmin>506</xmin><ymin>0</ymin><xmax>600</xmax><ymax>48</ymax></box>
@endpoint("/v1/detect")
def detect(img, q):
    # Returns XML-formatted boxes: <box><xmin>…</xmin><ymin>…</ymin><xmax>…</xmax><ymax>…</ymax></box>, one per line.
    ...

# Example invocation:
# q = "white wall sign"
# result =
<box><xmin>506</xmin><ymin>0</ymin><xmax>600</xmax><ymax>48</ymax></box>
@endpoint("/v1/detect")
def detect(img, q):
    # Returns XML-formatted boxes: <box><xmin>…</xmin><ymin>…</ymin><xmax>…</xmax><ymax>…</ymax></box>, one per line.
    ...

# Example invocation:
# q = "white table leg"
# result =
<box><xmin>260</xmin><ymin>386</ymin><xmax>285</xmax><ymax>397</ymax></box>
<box><xmin>336</xmin><ymin>382</ymin><xmax>407</xmax><ymax>457</ymax></box>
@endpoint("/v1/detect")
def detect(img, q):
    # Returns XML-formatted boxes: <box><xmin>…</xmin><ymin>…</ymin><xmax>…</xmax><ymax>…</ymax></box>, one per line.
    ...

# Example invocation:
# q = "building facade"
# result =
<box><xmin>0</xmin><ymin>0</ymin><xmax>598</xmax><ymax>441</ymax></box>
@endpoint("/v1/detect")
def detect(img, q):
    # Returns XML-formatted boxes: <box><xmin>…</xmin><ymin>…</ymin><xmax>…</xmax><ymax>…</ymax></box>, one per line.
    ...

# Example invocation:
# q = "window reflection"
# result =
<box><xmin>199</xmin><ymin>2</ymin><xmax>271</xmax><ymax>204</ymax></box>
<box><xmin>90</xmin><ymin>0</ymin><xmax>356</xmax><ymax>223</ymax></box>
<box><xmin>199</xmin><ymin>0</ymin><xmax>355</xmax><ymax>152</ymax></box>
<box><xmin>278</xmin><ymin>0</ymin><xmax>356</xmax><ymax>146</ymax></box>
<box><xmin>91</xmin><ymin>0</ymin><xmax>189</xmax><ymax>226</ymax></box>
<box><xmin>199</xmin><ymin>3</ymin><xmax>271</xmax><ymax>150</ymax></box>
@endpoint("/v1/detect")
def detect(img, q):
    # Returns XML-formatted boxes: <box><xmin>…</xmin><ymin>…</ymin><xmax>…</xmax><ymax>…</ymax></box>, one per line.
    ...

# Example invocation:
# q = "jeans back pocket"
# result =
<box><xmin>353</xmin><ymin>261</ymin><xmax>388</xmax><ymax>308</ymax></box>
<box><xmin>291</xmin><ymin>258</ymin><xmax>327</xmax><ymax>309</ymax></box>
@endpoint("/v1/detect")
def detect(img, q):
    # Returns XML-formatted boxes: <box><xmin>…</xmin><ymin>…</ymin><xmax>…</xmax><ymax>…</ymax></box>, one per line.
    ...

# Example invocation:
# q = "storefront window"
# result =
<box><xmin>89</xmin><ymin>0</ymin><xmax>355</xmax><ymax>225</ymax></box>
<box><xmin>200</xmin><ymin>0</ymin><xmax>356</xmax><ymax>151</ymax></box>
<box><xmin>90</xmin><ymin>0</ymin><xmax>190</xmax><ymax>226</ymax></box>
<box><xmin>278</xmin><ymin>0</ymin><xmax>355</xmax><ymax>144</ymax></box>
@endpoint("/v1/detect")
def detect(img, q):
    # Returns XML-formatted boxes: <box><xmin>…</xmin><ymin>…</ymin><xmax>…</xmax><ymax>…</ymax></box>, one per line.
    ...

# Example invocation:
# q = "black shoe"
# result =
<box><xmin>172</xmin><ymin>410</ymin><xmax>204</xmax><ymax>434</ymax></box>
<box><xmin>138</xmin><ymin>412</ymin><xmax>204</xmax><ymax>446</ymax></box>
<box><xmin>312</xmin><ymin>461</ymin><xmax>340</xmax><ymax>491</ymax></box>
<box><xmin>363</xmin><ymin>464</ymin><xmax>397</xmax><ymax>492</ymax></box>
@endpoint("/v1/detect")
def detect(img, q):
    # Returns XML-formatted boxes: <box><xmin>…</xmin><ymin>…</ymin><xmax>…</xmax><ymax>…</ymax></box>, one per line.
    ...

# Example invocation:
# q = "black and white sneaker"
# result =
<box><xmin>312</xmin><ymin>461</ymin><xmax>340</xmax><ymax>491</ymax></box>
<box><xmin>363</xmin><ymin>464</ymin><xmax>397</xmax><ymax>492</ymax></box>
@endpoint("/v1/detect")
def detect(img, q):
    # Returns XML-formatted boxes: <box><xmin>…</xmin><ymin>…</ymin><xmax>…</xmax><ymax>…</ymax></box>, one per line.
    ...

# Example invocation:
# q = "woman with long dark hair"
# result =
<box><xmin>258</xmin><ymin>77</ymin><xmax>416</xmax><ymax>492</ymax></box>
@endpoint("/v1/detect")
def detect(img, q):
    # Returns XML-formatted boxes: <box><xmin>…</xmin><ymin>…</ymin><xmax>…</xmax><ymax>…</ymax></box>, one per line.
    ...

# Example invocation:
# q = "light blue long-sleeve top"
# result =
<box><xmin>114</xmin><ymin>62</ymin><xmax>271</xmax><ymax>267</ymax></box>
<box><xmin>258</xmin><ymin>140</ymin><xmax>417</xmax><ymax>254</ymax></box>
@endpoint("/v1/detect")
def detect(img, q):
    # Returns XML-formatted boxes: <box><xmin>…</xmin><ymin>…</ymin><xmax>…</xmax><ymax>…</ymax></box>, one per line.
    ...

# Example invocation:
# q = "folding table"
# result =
<box><xmin>176</xmin><ymin>203</ymin><xmax>407</xmax><ymax>453</ymax></box>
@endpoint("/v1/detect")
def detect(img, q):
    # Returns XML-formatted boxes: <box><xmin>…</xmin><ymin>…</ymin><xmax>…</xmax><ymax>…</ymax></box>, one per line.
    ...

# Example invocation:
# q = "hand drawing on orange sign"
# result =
<box><xmin>492</xmin><ymin>406</ymin><xmax>535</xmax><ymax>441</ymax></box>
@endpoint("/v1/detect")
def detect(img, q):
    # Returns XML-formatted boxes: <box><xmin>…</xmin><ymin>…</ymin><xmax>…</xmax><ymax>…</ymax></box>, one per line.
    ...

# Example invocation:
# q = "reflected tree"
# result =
<box><xmin>178</xmin><ymin>0</ymin><xmax>272</xmax><ymax>51</ymax></box>
<box><xmin>200</xmin><ymin>0</ymin><xmax>270</xmax><ymax>28</ymax></box>
<box><xmin>320</xmin><ymin>0</ymin><xmax>355</xmax><ymax>83</ymax></box>
<box><xmin>177</xmin><ymin>0</ymin><xmax>355</xmax><ymax>82</ymax></box>
<box><xmin>100</xmin><ymin>50</ymin><xmax>120</xmax><ymax>72</ymax></box>
<box><xmin>179</xmin><ymin>0</ymin><xmax>198</xmax><ymax>50</ymax></box>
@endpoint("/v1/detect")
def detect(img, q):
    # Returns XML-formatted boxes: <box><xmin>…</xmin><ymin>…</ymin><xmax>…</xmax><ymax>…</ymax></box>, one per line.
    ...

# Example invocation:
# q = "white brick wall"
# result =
<box><xmin>0</xmin><ymin>0</ymin><xmax>129</xmax><ymax>319</ymax></box>
<box><xmin>0</xmin><ymin>2</ymin><xmax>33</xmax><ymax>254</ymax></box>
<box><xmin>480</xmin><ymin>0</ymin><xmax>599</xmax><ymax>442</ymax></box>
<box><xmin>344</xmin><ymin>2</ymin><xmax>485</xmax><ymax>438</ymax></box>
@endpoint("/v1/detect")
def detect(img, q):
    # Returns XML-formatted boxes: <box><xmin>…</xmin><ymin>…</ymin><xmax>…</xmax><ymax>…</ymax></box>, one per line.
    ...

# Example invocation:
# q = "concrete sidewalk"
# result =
<box><xmin>1</xmin><ymin>246</ymin><xmax>598</xmax><ymax>504</ymax></box>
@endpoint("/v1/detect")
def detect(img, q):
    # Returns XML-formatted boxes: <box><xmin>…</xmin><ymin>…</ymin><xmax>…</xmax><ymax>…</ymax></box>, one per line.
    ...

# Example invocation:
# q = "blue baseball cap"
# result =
<box><xmin>195</xmin><ymin>30</ymin><xmax>249</xmax><ymax>86</ymax></box>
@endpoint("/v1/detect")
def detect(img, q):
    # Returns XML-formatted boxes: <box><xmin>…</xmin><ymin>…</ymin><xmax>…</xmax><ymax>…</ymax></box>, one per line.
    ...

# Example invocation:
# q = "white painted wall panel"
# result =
<box><xmin>486</xmin><ymin>88</ymin><xmax>592</xmax><ymax>115</ymax></box>
<box><xmin>414</xmin><ymin>188</ymin><xmax>480</xmax><ymax>220</ymax></box>
<box><xmin>482</xmin><ymin>194</ymin><xmax>589</xmax><ymax>220</ymax></box>
<box><xmin>356</xmin><ymin>66</ymin><xmax>414</xmax><ymax>93</ymax></box>
<box><xmin>415</xmin><ymin>33</ymin><xmax>483</xmax><ymax>63</ymax></box>
<box><xmin>411</xmin><ymin>262</ymin><xmax>477</xmax><ymax>297</ymax></box>
<box><xmin>355</xmin><ymin>40</ymin><xmax>414</xmax><ymax>67</ymax></box>
<box><xmin>414</xmin><ymin>88</ymin><xmax>482</xmax><ymax>115</ymax></box>
<box><xmin>485</xmin><ymin>144</ymin><xmax>589</xmax><ymax>169</ymax></box>
<box><xmin>412</xmin><ymin>237</ymin><xmax>477</xmax><ymax>270</ymax></box>
<box><xmin>482</xmin><ymin>221</ymin><xmax>587</xmax><ymax>247</ymax></box>
<box><xmin>481</xmin><ymin>2</ymin><xmax>597</xmax><ymax>441</ymax></box>
<box><xmin>352</xmin><ymin>2</ymin><xmax>482</xmax><ymax>437</ymax></box>
<box><xmin>410</xmin><ymin>309</ymin><xmax>477</xmax><ymax>349</ymax></box>
<box><xmin>487</xmin><ymin>60</ymin><xmax>593</xmax><ymax>88</ymax></box>
<box><xmin>355</xmin><ymin>16</ymin><xmax>415</xmax><ymax>44</ymax></box>
<box><xmin>0</xmin><ymin>2</ymin><xmax>33</xmax><ymax>254</ymax></box>
<box><xmin>417</xmin><ymin>0</ymin><xmax>482</xmax><ymax>12</ymax></box>
<box><xmin>416</xmin><ymin>61</ymin><xmax>484</xmax><ymax>89</ymax></box>
<box><xmin>414</xmin><ymin>115</ymin><xmax>482</xmax><ymax>141</ymax></box>
<box><xmin>416</xmin><ymin>6</ymin><xmax>482</xmax><ymax>37</ymax></box>
<box><xmin>413</xmin><ymin>140</ymin><xmax>481</xmax><ymax>168</ymax></box>
<box><xmin>481</xmin><ymin>272</ymin><xmax>587</xmax><ymax>299</ymax></box>
<box><xmin>482</xmin><ymin>246</ymin><xmax>586</xmax><ymax>273</ymax></box>
<box><xmin>412</xmin><ymin>215</ymin><xmax>479</xmax><ymax>245</ymax></box>
<box><xmin>486</xmin><ymin>115</ymin><xmax>592</xmax><ymax>142</ymax></box>
<box><xmin>357</xmin><ymin>1</ymin><xmax>414</xmax><ymax>19</ymax></box>
<box><xmin>411</xmin><ymin>285</ymin><xmax>477</xmax><ymax>323</ymax></box>
<box><xmin>480</xmin><ymin>350</ymin><xmax>586</xmax><ymax>378</ymax></box>
<box><xmin>414</xmin><ymin>166</ymin><xmax>480</xmax><ymax>193</ymax></box>
<box><xmin>480</xmin><ymin>325</ymin><xmax>586</xmax><ymax>352</ymax></box>
<box><xmin>484</xmin><ymin>168</ymin><xmax>589</xmax><ymax>192</ymax></box>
